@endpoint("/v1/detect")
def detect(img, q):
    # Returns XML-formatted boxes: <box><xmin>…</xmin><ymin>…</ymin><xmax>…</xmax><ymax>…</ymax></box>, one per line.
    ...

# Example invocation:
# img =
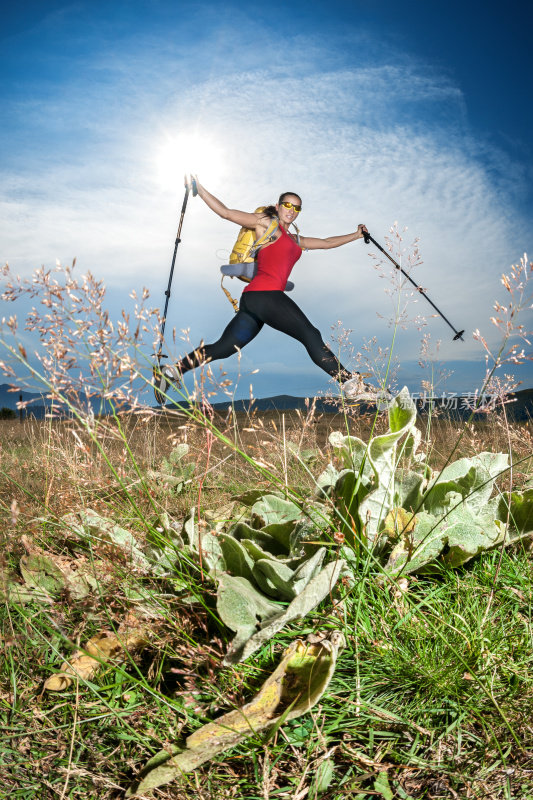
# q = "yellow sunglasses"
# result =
<box><xmin>280</xmin><ymin>201</ymin><xmax>302</xmax><ymax>213</ymax></box>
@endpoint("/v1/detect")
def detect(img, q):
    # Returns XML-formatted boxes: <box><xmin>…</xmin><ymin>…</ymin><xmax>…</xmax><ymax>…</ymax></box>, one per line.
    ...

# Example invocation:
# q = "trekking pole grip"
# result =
<box><xmin>184</xmin><ymin>174</ymin><xmax>198</xmax><ymax>196</ymax></box>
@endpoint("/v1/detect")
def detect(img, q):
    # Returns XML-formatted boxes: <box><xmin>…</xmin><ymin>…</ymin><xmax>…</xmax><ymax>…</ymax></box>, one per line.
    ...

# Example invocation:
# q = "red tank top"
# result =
<box><xmin>242</xmin><ymin>225</ymin><xmax>302</xmax><ymax>293</ymax></box>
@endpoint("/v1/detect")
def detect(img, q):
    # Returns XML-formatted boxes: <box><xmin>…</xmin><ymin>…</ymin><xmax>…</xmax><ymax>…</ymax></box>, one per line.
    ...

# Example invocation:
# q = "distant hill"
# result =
<box><xmin>211</xmin><ymin>394</ymin><xmax>334</xmax><ymax>413</ymax></box>
<box><xmin>1</xmin><ymin>384</ymin><xmax>531</xmax><ymax>421</ymax></box>
<box><xmin>510</xmin><ymin>387</ymin><xmax>533</xmax><ymax>420</ymax></box>
<box><xmin>0</xmin><ymin>384</ymin><xmax>129</xmax><ymax>419</ymax></box>
<box><xmin>0</xmin><ymin>384</ymin><xmax>47</xmax><ymax>418</ymax></box>
<box><xmin>155</xmin><ymin>388</ymin><xmax>533</xmax><ymax>420</ymax></box>
<box><xmin>209</xmin><ymin>389</ymin><xmax>533</xmax><ymax>421</ymax></box>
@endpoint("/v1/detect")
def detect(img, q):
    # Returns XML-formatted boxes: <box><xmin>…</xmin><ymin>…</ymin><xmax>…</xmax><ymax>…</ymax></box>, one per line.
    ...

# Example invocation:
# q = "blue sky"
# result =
<box><xmin>1</xmin><ymin>0</ymin><xmax>532</xmax><ymax>402</ymax></box>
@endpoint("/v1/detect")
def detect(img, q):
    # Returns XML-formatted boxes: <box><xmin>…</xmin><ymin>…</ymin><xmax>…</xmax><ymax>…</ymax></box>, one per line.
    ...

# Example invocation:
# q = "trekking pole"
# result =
<box><xmin>155</xmin><ymin>175</ymin><xmax>198</xmax><ymax>362</ymax></box>
<box><xmin>363</xmin><ymin>231</ymin><xmax>465</xmax><ymax>342</ymax></box>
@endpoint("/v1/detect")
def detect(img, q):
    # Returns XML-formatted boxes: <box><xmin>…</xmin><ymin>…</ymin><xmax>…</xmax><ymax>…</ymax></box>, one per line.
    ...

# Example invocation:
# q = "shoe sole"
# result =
<box><xmin>343</xmin><ymin>388</ymin><xmax>393</xmax><ymax>409</ymax></box>
<box><xmin>153</xmin><ymin>364</ymin><xmax>180</xmax><ymax>406</ymax></box>
<box><xmin>153</xmin><ymin>365</ymin><xmax>168</xmax><ymax>406</ymax></box>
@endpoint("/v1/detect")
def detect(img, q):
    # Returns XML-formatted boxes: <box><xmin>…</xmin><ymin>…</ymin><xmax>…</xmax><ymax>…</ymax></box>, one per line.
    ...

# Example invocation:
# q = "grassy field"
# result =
<box><xmin>1</xmin><ymin>403</ymin><xmax>533</xmax><ymax>800</ymax></box>
<box><xmin>1</xmin><ymin>246</ymin><xmax>532</xmax><ymax>798</ymax></box>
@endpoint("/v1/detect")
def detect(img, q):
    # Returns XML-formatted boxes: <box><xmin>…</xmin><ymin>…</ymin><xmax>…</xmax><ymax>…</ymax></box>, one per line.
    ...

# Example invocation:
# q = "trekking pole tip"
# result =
<box><xmin>453</xmin><ymin>330</ymin><xmax>465</xmax><ymax>342</ymax></box>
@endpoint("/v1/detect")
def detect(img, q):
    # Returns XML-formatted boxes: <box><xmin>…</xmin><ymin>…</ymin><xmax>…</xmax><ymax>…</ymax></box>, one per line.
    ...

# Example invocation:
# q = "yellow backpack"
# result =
<box><xmin>228</xmin><ymin>207</ymin><xmax>279</xmax><ymax>268</ymax></box>
<box><xmin>220</xmin><ymin>208</ymin><xmax>299</xmax><ymax>310</ymax></box>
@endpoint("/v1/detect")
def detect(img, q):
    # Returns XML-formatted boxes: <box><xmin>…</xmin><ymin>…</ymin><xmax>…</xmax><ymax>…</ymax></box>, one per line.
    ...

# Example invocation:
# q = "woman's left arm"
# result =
<box><xmin>299</xmin><ymin>224</ymin><xmax>368</xmax><ymax>251</ymax></box>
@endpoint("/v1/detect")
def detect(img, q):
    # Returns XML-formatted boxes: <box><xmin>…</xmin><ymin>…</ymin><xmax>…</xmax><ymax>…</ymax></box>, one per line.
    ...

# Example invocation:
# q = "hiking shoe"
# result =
<box><xmin>342</xmin><ymin>375</ymin><xmax>392</xmax><ymax>406</ymax></box>
<box><xmin>153</xmin><ymin>363</ymin><xmax>181</xmax><ymax>406</ymax></box>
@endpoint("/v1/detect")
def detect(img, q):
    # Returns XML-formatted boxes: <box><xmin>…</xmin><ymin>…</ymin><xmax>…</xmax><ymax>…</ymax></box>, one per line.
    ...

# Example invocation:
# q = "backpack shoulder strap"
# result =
<box><xmin>247</xmin><ymin>217</ymin><xmax>279</xmax><ymax>260</ymax></box>
<box><xmin>290</xmin><ymin>221</ymin><xmax>301</xmax><ymax>248</ymax></box>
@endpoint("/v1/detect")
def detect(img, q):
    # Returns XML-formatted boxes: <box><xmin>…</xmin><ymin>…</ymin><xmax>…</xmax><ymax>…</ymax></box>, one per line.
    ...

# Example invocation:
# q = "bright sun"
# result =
<box><xmin>154</xmin><ymin>132</ymin><xmax>227</xmax><ymax>192</ymax></box>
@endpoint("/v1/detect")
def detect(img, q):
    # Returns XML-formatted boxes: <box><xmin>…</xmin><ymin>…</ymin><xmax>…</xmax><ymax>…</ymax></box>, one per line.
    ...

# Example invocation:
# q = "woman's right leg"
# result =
<box><xmin>175</xmin><ymin>309</ymin><xmax>263</xmax><ymax>375</ymax></box>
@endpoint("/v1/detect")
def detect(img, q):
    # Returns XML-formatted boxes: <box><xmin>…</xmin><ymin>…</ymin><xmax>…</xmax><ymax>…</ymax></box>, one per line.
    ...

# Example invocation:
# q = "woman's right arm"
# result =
<box><xmin>194</xmin><ymin>178</ymin><xmax>263</xmax><ymax>229</ymax></box>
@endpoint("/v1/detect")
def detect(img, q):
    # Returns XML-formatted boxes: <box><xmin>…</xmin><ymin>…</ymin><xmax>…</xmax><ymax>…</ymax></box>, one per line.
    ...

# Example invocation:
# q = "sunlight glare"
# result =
<box><xmin>155</xmin><ymin>132</ymin><xmax>227</xmax><ymax>191</ymax></box>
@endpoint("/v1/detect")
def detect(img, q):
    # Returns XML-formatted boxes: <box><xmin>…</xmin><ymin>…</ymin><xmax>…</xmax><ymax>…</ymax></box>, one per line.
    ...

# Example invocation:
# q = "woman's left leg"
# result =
<box><xmin>240</xmin><ymin>291</ymin><xmax>351</xmax><ymax>380</ymax></box>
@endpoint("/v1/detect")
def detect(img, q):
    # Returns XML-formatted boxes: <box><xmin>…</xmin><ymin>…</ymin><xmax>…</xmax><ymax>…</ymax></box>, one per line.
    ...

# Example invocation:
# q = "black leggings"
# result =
<box><xmin>176</xmin><ymin>291</ymin><xmax>350</xmax><ymax>380</ymax></box>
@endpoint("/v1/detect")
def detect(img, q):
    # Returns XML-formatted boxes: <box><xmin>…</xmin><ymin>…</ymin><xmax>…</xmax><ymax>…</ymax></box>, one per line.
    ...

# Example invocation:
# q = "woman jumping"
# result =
<box><xmin>154</xmin><ymin>179</ymin><xmax>383</xmax><ymax>402</ymax></box>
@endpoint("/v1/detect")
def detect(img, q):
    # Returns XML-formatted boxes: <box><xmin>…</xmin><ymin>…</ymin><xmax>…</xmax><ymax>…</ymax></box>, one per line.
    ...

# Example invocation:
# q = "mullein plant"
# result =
<box><xmin>1</xmin><ymin>254</ymin><xmax>532</xmax><ymax>667</ymax></box>
<box><xmin>1</xmin><ymin>248</ymin><xmax>533</xmax><ymax>798</ymax></box>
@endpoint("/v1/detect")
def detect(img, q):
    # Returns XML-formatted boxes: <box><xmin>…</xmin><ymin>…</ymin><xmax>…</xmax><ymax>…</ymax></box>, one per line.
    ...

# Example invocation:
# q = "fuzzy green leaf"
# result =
<box><xmin>230</xmin><ymin>521</ymin><xmax>288</xmax><ymax>555</ymax></box>
<box><xmin>361</xmin><ymin>388</ymin><xmax>418</xmax><ymax>541</ymax></box>
<box><xmin>66</xmin><ymin>510</ymin><xmax>153</xmax><ymax>570</ymax></box>
<box><xmin>394</xmin><ymin>469</ymin><xmax>426</xmax><ymax>513</ymax></box>
<box><xmin>358</xmin><ymin>485</ymin><xmax>391</xmax><ymax>547</ymax></box>
<box><xmin>167</xmin><ymin>442</ymin><xmax>190</xmax><ymax>464</ymax></box>
<box><xmin>388</xmin><ymin>386</ymin><xmax>416</xmax><ymax>434</ymax></box>
<box><xmin>443</xmin><ymin>503</ymin><xmax>504</xmax><ymax>567</ymax></box>
<box><xmin>329</xmin><ymin>430</ymin><xmax>365</xmax><ymax>466</ymax></box>
<box><xmin>127</xmin><ymin>632</ymin><xmax>345</xmax><ymax>796</ymax></box>
<box><xmin>315</xmin><ymin>463</ymin><xmax>341</xmax><ymax>497</ymax></box>
<box><xmin>404</xmin><ymin>424</ymin><xmax>424</xmax><ymax>464</ymax></box>
<box><xmin>250</xmin><ymin>547</ymin><xmax>327</xmax><ymax>601</ymax></box>
<box><xmin>384</xmin><ymin>511</ymin><xmax>446</xmax><ymax>575</ymax></box>
<box><xmin>262</xmin><ymin>521</ymin><xmax>299</xmax><ymax>548</ymax></box>
<box><xmin>289</xmin><ymin>518</ymin><xmax>323</xmax><ymax>556</ymax></box>
<box><xmin>182</xmin><ymin>514</ymin><xmax>225</xmax><ymax>575</ymax></box>
<box><xmin>224</xmin><ymin>559</ymin><xmax>345</xmax><ymax>663</ymax></box>
<box><xmin>240</xmin><ymin>538</ymin><xmax>277</xmax><ymax>563</ymax></box>
<box><xmin>328</xmin><ymin>432</ymin><xmax>373</xmax><ymax>485</ymax></box>
<box><xmin>19</xmin><ymin>553</ymin><xmax>66</xmax><ymax>595</ymax></box>
<box><xmin>334</xmin><ymin>470</ymin><xmax>369</xmax><ymax>544</ymax></box>
<box><xmin>218</xmin><ymin>534</ymin><xmax>255</xmax><ymax>581</ymax></box>
<box><xmin>64</xmin><ymin>570</ymin><xmax>98</xmax><ymax>600</ymax></box>
<box><xmin>385</xmin><ymin>498</ymin><xmax>515</xmax><ymax>575</ymax></box>
<box><xmin>231</xmin><ymin>489</ymin><xmax>269</xmax><ymax>506</ymax></box>
<box><xmin>290</xmin><ymin>547</ymin><xmax>326</xmax><ymax>594</ymax></box>
<box><xmin>286</xmin><ymin>441</ymin><xmax>320</xmax><ymax>466</ymax></box>
<box><xmin>251</xmin><ymin>495</ymin><xmax>302</xmax><ymax>528</ymax></box>
<box><xmin>1</xmin><ymin>569</ymin><xmax>54</xmax><ymax>605</ymax></box>
<box><xmin>425</xmin><ymin>452</ymin><xmax>508</xmax><ymax>517</ymax></box>
<box><xmin>498</xmin><ymin>489</ymin><xmax>533</xmax><ymax>535</ymax></box>
<box><xmin>253</xmin><ymin>558</ymin><xmax>298</xmax><ymax>600</ymax></box>
<box><xmin>217</xmin><ymin>574</ymin><xmax>282</xmax><ymax>654</ymax></box>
